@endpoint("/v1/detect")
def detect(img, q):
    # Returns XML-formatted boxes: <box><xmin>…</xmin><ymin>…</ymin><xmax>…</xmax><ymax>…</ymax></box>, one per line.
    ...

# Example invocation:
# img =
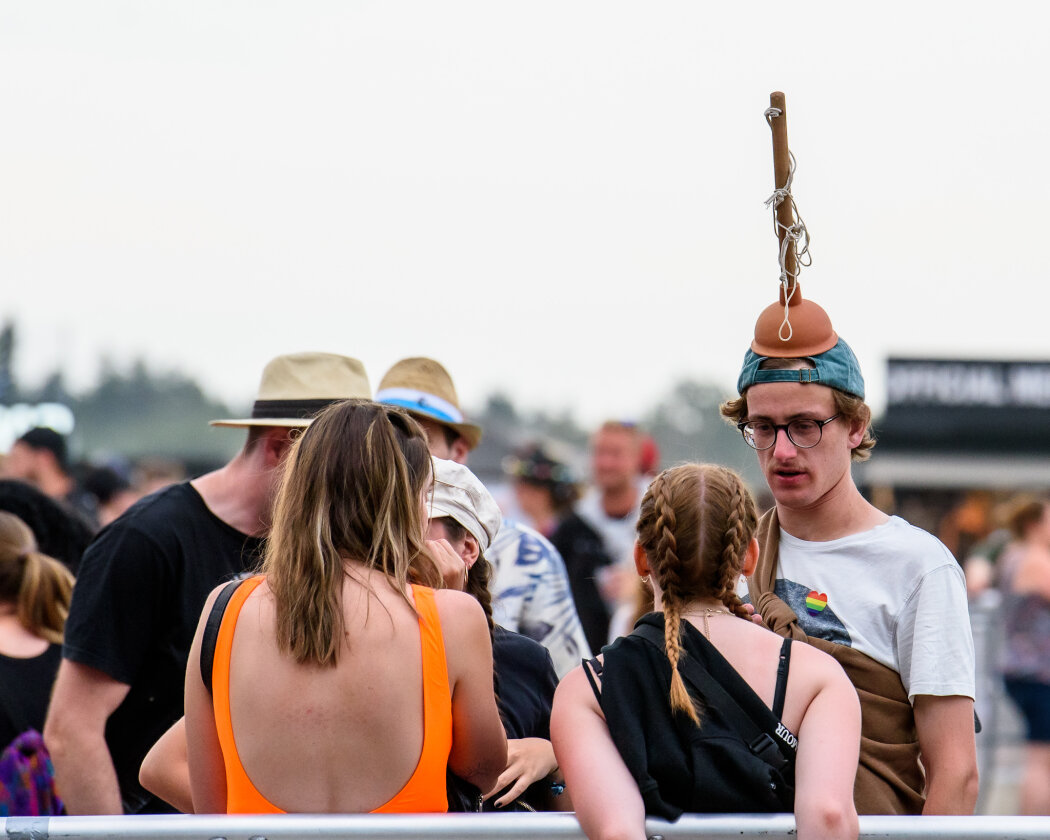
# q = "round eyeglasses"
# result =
<box><xmin>737</xmin><ymin>414</ymin><xmax>842</xmax><ymax>451</ymax></box>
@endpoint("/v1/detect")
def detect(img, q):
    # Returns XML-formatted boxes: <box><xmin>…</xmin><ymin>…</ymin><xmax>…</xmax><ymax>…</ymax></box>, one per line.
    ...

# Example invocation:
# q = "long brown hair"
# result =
<box><xmin>0</xmin><ymin>511</ymin><xmax>75</xmax><ymax>644</ymax></box>
<box><xmin>636</xmin><ymin>463</ymin><xmax>757</xmax><ymax>725</ymax></box>
<box><xmin>262</xmin><ymin>399</ymin><xmax>438</xmax><ymax>666</ymax></box>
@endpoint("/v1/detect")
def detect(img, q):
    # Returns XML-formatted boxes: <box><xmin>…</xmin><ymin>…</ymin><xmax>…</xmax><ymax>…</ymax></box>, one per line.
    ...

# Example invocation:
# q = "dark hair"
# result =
<box><xmin>637</xmin><ymin>464</ymin><xmax>757</xmax><ymax>725</ymax></box>
<box><xmin>435</xmin><ymin>422</ymin><xmax>460</xmax><ymax>451</ymax></box>
<box><xmin>81</xmin><ymin>466</ymin><xmax>130</xmax><ymax>505</ymax></box>
<box><xmin>0</xmin><ymin>480</ymin><xmax>94</xmax><ymax>573</ymax></box>
<box><xmin>430</xmin><ymin>516</ymin><xmax>496</xmax><ymax>636</ymax></box>
<box><xmin>262</xmin><ymin>399</ymin><xmax>436</xmax><ymax>666</ymax></box>
<box><xmin>17</xmin><ymin>427</ymin><xmax>69</xmax><ymax>471</ymax></box>
<box><xmin>504</xmin><ymin>443</ymin><xmax>579</xmax><ymax>511</ymax></box>
<box><xmin>429</xmin><ymin>516</ymin><xmax>498</xmax><ymax>700</ymax></box>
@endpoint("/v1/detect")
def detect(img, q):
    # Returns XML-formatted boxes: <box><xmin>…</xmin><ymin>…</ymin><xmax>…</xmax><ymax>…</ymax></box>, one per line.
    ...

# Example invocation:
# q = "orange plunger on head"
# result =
<box><xmin>737</xmin><ymin>92</ymin><xmax>864</xmax><ymax>400</ymax></box>
<box><xmin>751</xmin><ymin>281</ymin><xmax>837</xmax><ymax>358</ymax></box>
<box><xmin>752</xmin><ymin>91</ymin><xmax>836</xmax><ymax>360</ymax></box>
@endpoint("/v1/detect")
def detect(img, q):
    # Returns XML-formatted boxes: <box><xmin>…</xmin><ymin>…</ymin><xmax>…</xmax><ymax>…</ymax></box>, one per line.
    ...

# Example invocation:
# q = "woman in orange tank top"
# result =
<box><xmin>184</xmin><ymin>400</ymin><xmax>507</xmax><ymax>814</ymax></box>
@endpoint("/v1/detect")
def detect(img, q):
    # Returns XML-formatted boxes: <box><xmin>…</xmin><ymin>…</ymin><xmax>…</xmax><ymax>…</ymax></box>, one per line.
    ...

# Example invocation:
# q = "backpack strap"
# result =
<box><xmin>200</xmin><ymin>579</ymin><xmax>246</xmax><ymax>695</ymax></box>
<box><xmin>632</xmin><ymin>622</ymin><xmax>793</xmax><ymax>769</ymax></box>
<box><xmin>582</xmin><ymin>658</ymin><xmax>604</xmax><ymax>704</ymax></box>
<box><xmin>772</xmin><ymin>637</ymin><xmax>792</xmax><ymax>720</ymax></box>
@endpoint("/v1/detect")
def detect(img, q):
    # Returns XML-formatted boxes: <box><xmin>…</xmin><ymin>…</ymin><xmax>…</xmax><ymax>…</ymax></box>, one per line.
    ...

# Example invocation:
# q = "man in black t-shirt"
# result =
<box><xmin>43</xmin><ymin>353</ymin><xmax>371</xmax><ymax>814</ymax></box>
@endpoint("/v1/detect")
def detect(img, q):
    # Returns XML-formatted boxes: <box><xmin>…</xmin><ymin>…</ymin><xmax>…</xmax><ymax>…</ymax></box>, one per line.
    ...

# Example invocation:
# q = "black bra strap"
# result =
<box><xmin>772</xmin><ymin>637</ymin><xmax>792</xmax><ymax>720</ymax></box>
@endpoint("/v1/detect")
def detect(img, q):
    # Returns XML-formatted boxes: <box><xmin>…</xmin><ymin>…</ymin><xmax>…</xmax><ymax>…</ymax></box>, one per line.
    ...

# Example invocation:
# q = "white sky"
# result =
<box><xmin>2</xmin><ymin>1</ymin><xmax>1047</xmax><ymax>426</ymax></box>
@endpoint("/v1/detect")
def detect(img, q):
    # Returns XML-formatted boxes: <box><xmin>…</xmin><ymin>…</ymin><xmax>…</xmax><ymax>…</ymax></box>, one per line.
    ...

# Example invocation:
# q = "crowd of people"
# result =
<box><xmin>0</xmin><ymin>297</ymin><xmax>1019</xmax><ymax>834</ymax></box>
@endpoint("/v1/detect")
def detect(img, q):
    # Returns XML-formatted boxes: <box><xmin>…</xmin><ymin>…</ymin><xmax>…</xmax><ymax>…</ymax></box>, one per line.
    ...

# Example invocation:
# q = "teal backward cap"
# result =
<box><xmin>736</xmin><ymin>337</ymin><xmax>865</xmax><ymax>399</ymax></box>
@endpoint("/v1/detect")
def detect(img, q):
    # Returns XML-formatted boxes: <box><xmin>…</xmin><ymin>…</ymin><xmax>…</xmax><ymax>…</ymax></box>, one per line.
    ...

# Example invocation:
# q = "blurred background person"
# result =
<box><xmin>80</xmin><ymin>467</ymin><xmax>138</xmax><ymax>530</ymax></box>
<box><xmin>0</xmin><ymin>481</ymin><xmax>93</xmax><ymax>575</ymax></box>
<box><xmin>576</xmin><ymin>421</ymin><xmax>646</xmax><ymax>643</ymax></box>
<box><xmin>0</xmin><ymin>428</ymin><xmax>97</xmax><ymax>528</ymax></box>
<box><xmin>577</xmin><ymin>421</ymin><xmax>644</xmax><ymax>568</ymax></box>
<box><xmin>998</xmin><ymin>498</ymin><xmax>1050</xmax><ymax>815</ymax></box>
<box><xmin>0</xmin><ymin>511</ymin><xmax>75</xmax><ymax>815</ymax></box>
<box><xmin>505</xmin><ymin>443</ymin><xmax>613</xmax><ymax>654</ymax></box>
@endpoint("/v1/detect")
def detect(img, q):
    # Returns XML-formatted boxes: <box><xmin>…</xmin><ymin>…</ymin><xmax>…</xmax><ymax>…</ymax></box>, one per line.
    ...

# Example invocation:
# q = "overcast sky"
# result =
<box><xmin>2</xmin><ymin>1</ymin><xmax>1047</xmax><ymax>429</ymax></box>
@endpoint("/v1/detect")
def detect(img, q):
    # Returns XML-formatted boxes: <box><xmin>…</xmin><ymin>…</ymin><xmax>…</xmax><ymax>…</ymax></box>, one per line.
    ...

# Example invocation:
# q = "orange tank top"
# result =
<box><xmin>212</xmin><ymin>576</ymin><xmax>453</xmax><ymax>813</ymax></box>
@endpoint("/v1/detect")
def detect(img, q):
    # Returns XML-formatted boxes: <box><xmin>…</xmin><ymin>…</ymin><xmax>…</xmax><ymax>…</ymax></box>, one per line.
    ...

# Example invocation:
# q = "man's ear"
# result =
<box><xmin>262</xmin><ymin>427</ymin><xmax>296</xmax><ymax>468</ymax></box>
<box><xmin>633</xmin><ymin>542</ymin><xmax>649</xmax><ymax>577</ymax></box>
<box><xmin>846</xmin><ymin>412</ymin><xmax>868</xmax><ymax>450</ymax></box>
<box><xmin>450</xmin><ymin>436</ymin><xmax>471</xmax><ymax>465</ymax></box>
<box><xmin>462</xmin><ymin>533</ymin><xmax>480</xmax><ymax>567</ymax></box>
<box><xmin>741</xmin><ymin>537</ymin><xmax>759</xmax><ymax>577</ymax></box>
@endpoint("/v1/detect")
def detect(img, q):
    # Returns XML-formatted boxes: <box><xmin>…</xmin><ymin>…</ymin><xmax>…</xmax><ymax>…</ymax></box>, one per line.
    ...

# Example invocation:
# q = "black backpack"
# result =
<box><xmin>586</xmin><ymin>619</ymin><xmax>796</xmax><ymax>820</ymax></box>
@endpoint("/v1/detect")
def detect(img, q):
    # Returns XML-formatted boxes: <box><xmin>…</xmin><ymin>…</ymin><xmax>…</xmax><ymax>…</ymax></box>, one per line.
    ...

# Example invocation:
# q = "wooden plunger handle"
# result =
<box><xmin>769</xmin><ymin>91</ymin><xmax>797</xmax><ymax>290</ymax></box>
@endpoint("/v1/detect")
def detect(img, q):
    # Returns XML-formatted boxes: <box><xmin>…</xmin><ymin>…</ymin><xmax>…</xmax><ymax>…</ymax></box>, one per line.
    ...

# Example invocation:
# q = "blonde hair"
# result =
<box><xmin>262</xmin><ymin>399</ymin><xmax>438</xmax><ymax>666</ymax></box>
<box><xmin>636</xmin><ymin>464</ymin><xmax>757</xmax><ymax>725</ymax></box>
<box><xmin>0</xmin><ymin>512</ymin><xmax>75</xmax><ymax>644</ymax></box>
<box><xmin>719</xmin><ymin>358</ymin><xmax>875</xmax><ymax>462</ymax></box>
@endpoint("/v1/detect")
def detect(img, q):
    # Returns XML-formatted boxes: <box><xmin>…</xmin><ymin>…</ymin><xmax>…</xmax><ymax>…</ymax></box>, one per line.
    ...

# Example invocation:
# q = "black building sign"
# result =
<box><xmin>879</xmin><ymin>359</ymin><xmax>1050</xmax><ymax>454</ymax></box>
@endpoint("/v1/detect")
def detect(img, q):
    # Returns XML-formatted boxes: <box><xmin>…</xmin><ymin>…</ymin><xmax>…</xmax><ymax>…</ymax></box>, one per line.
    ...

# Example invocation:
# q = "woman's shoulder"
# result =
<box><xmin>429</xmin><ymin>587</ymin><xmax>490</xmax><ymax>651</ymax></box>
<box><xmin>783</xmin><ymin>634</ymin><xmax>853</xmax><ymax>694</ymax></box>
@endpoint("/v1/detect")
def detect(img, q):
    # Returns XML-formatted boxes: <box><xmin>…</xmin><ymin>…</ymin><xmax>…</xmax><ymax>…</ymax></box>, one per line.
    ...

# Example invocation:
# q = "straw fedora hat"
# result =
<box><xmin>375</xmin><ymin>357</ymin><xmax>482</xmax><ymax>449</ymax></box>
<box><xmin>211</xmin><ymin>352</ymin><xmax>371</xmax><ymax>428</ymax></box>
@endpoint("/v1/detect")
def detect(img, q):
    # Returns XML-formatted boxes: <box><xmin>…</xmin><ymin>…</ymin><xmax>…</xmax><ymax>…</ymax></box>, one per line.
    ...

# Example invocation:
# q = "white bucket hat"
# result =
<box><xmin>429</xmin><ymin>457</ymin><xmax>502</xmax><ymax>554</ymax></box>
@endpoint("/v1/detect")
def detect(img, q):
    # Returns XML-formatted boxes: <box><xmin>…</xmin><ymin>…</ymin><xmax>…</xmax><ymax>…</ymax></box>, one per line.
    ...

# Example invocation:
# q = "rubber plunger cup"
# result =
<box><xmin>751</xmin><ymin>282</ymin><xmax>838</xmax><ymax>357</ymax></box>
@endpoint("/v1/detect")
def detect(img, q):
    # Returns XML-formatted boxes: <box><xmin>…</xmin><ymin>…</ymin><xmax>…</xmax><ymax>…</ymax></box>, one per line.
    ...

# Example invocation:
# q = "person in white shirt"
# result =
<box><xmin>720</xmin><ymin>300</ymin><xmax>978</xmax><ymax>816</ymax></box>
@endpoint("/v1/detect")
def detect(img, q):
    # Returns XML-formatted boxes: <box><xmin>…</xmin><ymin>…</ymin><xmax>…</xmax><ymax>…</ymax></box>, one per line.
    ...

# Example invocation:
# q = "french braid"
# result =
<box><xmin>652</xmin><ymin>476</ymin><xmax>702</xmax><ymax>725</ymax></box>
<box><xmin>712</xmin><ymin>467</ymin><xmax>755</xmax><ymax>621</ymax></box>
<box><xmin>637</xmin><ymin>463</ymin><xmax>760</xmax><ymax>729</ymax></box>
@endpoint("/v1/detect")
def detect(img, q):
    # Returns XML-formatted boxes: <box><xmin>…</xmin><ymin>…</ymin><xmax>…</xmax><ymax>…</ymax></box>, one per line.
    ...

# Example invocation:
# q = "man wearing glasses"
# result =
<box><xmin>721</xmin><ymin>339</ymin><xmax>978</xmax><ymax>817</ymax></box>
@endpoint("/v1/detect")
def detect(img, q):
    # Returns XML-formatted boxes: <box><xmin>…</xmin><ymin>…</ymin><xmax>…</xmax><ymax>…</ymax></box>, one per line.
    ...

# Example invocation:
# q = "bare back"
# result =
<box><xmin>697</xmin><ymin>615</ymin><xmax>827</xmax><ymax>735</ymax></box>
<box><xmin>227</xmin><ymin>575</ymin><xmax>437</xmax><ymax>812</ymax></box>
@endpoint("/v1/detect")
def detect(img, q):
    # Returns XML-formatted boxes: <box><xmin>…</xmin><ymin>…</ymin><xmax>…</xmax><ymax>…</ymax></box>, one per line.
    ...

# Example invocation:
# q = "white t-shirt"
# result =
<box><xmin>767</xmin><ymin>516</ymin><xmax>975</xmax><ymax>703</ymax></box>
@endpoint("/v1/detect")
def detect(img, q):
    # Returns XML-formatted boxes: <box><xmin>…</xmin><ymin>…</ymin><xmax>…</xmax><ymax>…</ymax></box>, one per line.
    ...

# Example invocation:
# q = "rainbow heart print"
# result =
<box><xmin>805</xmin><ymin>591</ymin><xmax>828</xmax><ymax>616</ymax></box>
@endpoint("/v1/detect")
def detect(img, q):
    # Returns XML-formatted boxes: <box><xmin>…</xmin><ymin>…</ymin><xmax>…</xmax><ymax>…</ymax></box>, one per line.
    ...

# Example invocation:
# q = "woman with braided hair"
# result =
<box><xmin>551</xmin><ymin>463</ymin><xmax>860</xmax><ymax>840</ymax></box>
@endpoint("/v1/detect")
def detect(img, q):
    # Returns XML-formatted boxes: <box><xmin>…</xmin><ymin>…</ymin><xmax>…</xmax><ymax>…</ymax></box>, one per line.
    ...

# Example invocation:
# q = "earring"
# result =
<box><xmin>640</xmin><ymin>575</ymin><xmax>650</xmax><ymax>584</ymax></box>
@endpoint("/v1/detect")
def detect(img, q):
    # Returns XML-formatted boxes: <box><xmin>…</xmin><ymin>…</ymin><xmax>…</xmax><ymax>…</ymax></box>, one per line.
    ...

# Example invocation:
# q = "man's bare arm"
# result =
<box><xmin>914</xmin><ymin>694</ymin><xmax>979</xmax><ymax>815</ymax></box>
<box><xmin>44</xmin><ymin>660</ymin><xmax>131</xmax><ymax>814</ymax></box>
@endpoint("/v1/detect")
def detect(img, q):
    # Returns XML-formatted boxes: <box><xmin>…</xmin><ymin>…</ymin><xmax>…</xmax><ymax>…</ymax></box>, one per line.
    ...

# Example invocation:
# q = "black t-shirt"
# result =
<box><xmin>63</xmin><ymin>482</ymin><xmax>264</xmax><ymax>813</ymax></box>
<box><xmin>484</xmin><ymin>625</ymin><xmax>558</xmax><ymax>811</ymax></box>
<box><xmin>493</xmin><ymin>626</ymin><xmax>558</xmax><ymax>740</ymax></box>
<box><xmin>0</xmin><ymin>644</ymin><xmax>62</xmax><ymax>748</ymax></box>
<box><xmin>550</xmin><ymin>512</ymin><xmax>613</xmax><ymax>654</ymax></box>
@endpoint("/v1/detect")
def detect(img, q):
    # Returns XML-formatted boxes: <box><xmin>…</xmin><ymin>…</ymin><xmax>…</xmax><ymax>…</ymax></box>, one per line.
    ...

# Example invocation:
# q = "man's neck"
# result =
<box><xmin>601</xmin><ymin>484</ymin><xmax>638</xmax><ymax>519</ymax></box>
<box><xmin>191</xmin><ymin>453</ymin><xmax>273</xmax><ymax>538</ymax></box>
<box><xmin>775</xmin><ymin>482</ymin><xmax>889</xmax><ymax>542</ymax></box>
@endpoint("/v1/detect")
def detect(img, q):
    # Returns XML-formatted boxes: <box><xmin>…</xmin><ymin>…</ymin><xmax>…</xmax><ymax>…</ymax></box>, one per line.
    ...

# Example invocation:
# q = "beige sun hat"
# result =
<box><xmin>211</xmin><ymin>352</ymin><xmax>371</xmax><ymax>428</ymax></box>
<box><xmin>375</xmin><ymin>357</ymin><xmax>482</xmax><ymax>449</ymax></box>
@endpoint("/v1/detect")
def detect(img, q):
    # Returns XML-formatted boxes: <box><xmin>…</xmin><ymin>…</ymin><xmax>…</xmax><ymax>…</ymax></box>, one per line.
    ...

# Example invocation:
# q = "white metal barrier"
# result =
<box><xmin>4</xmin><ymin>814</ymin><xmax>1050</xmax><ymax>840</ymax></box>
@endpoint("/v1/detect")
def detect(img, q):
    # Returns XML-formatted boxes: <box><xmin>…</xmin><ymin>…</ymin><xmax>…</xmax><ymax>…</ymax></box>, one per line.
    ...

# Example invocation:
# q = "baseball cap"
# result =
<box><xmin>736</xmin><ymin>337</ymin><xmax>865</xmax><ymax>399</ymax></box>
